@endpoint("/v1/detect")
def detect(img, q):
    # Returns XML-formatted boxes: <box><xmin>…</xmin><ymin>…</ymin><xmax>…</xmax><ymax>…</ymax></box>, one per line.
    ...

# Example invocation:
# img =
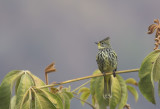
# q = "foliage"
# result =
<box><xmin>0</xmin><ymin>49</ymin><xmax>159</xmax><ymax>109</ymax></box>
<box><xmin>0</xmin><ymin>70</ymin><xmax>73</xmax><ymax>109</ymax></box>
<box><xmin>77</xmin><ymin>71</ymin><xmax>139</xmax><ymax>109</ymax></box>
<box><xmin>139</xmin><ymin>50</ymin><xmax>160</xmax><ymax>104</ymax></box>
<box><xmin>125</xmin><ymin>78</ymin><xmax>138</xmax><ymax>102</ymax></box>
<box><xmin>78</xmin><ymin>87</ymin><xmax>90</xmax><ymax>106</ymax></box>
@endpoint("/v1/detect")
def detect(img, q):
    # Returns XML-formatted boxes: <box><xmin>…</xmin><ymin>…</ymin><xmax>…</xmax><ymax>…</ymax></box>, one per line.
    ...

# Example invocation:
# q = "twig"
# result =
<box><xmin>123</xmin><ymin>104</ymin><xmax>131</xmax><ymax>109</ymax></box>
<box><xmin>45</xmin><ymin>73</ymin><xmax>48</xmax><ymax>85</ymax></box>
<box><xmin>45</xmin><ymin>62</ymin><xmax>56</xmax><ymax>85</ymax></box>
<box><xmin>37</xmin><ymin>68</ymin><xmax>139</xmax><ymax>89</ymax></box>
<box><xmin>72</xmin><ymin>80</ymin><xmax>90</xmax><ymax>93</ymax></box>
<box><xmin>73</xmin><ymin>96</ymin><xmax>96</xmax><ymax>109</ymax></box>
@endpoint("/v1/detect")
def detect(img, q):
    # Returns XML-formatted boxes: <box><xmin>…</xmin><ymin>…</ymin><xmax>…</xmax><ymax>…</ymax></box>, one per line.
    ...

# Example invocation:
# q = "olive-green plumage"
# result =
<box><xmin>95</xmin><ymin>37</ymin><xmax>117</xmax><ymax>98</ymax></box>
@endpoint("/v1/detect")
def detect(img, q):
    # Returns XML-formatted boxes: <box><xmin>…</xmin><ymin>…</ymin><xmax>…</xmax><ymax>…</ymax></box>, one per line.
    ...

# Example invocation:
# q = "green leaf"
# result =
<box><xmin>55</xmin><ymin>93</ymin><xmax>64</xmax><ymax>108</ymax></box>
<box><xmin>10</xmin><ymin>96</ymin><xmax>16</xmax><ymax>109</ymax></box>
<box><xmin>61</xmin><ymin>93</ymin><xmax>70</xmax><ymax>109</ymax></box>
<box><xmin>59</xmin><ymin>89</ymin><xmax>73</xmax><ymax>109</ymax></box>
<box><xmin>0</xmin><ymin>70</ymin><xmax>23</xmax><ymax>109</ymax></box>
<box><xmin>91</xmin><ymin>96</ymin><xmax>96</xmax><ymax>107</ymax></box>
<box><xmin>34</xmin><ymin>89</ymin><xmax>56</xmax><ymax>109</ymax></box>
<box><xmin>127</xmin><ymin>85</ymin><xmax>138</xmax><ymax>102</ymax></box>
<box><xmin>80</xmin><ymin>91</ymin><xmax>90</xmax><ymax>106</ymax></box>
<box><xmin>125</xmin><ymin>78</ymin><xmax>138</xmax><ymax>86</ymax></box>
<box><xmin>63</xmin><ymin>91</ymin><xmax>73</xmax><ymax>99</ymax></box>
<box><xmin>110</xmin><ymin>76</ymin><xmax>121</xmax><ymax>109</ymax></box>
<box><xmin>15</xmin><ymin>77</ymin><xmax>22</xmax><ymax>94</ymax></box>
<box><xmin>28</xmin><ymin>72</ymin><xmax>49</xmax><ymax>91</ymax></box>
<box><xmin>138</xmin><ymin>50</ymin><xmax>160</xmax><ymax>104</ymax></box>
<box><xmin>15</xmin><ymin>73</ymin><xmax>34</xmax><ymax>109</ymax></box>
<box><xmin>68</xmin><ymin>85</ymin><xmax>71</xmax><ymax>92</ymax></box>
<box><xmin>139</xmin><ymin>74</ymin><xmax>155</xmax><ymax>104</ymax></box>
<box><xmin>63</xmin><ymin>94</ymin><xmax>70</xmax><ymax>109</ymax></box>
<box><xmin>90</xmin><ymin>70</ymin><xmax>128</xmax><ymax>109</ymax></box>
<box><xmin>22</xmin><ymin>90</ymin><xmax>32</xmax><ymax>109</ymax></box>
<box><xmin>93</xmin><ymin>70</ymin><xmax>108</xmax><ymax>109</ymax></box>
<box><xmin>139</xmin><ymin>50</ymin><xmax>160</xmax><ymax>80</ymax></box>
<box><xmin>78</xmin><ymin>87</ymin><xmax>90</xmax><ymax>105</ymax></box>
<box><xmin>153</xmin><ymin>51</ymin><xmax>160</xmax><ymax>81</ymax></box>
<box><xmin>39</xmin><ymin>89</ymin><xmax>63</xmax><ymax>109</ymax></box>
<box><xmin>31</xmin><ymin>98</ymin><xmax>35</xmax><ymax>109</ymax></box>
<box><xmin>23</xmin><ymin>98</ymin><xmax>31</xmax><ymax>109</ymax></box>
<box><xmin>90</xmin><ymin>70</ymin><xmax>98</xmax><ymax>106</ymax></box>
<box><xmin>90</xmin><ymin>71</ymin><xmax>97</xmax><ymax>106</ymax></box>
<box><xmin>0</xmin><ymin>70</ymin><xmax>54</xmax><ymax>109</ymax></box>
<box><xmin>78</xmin><ymin>87</ymin><xmax>90</xmax><ymax>94</ymax></box>
<box><xmin>117</xmin><ymin>75</ymin><xmax>128</xmax><ymax>109</ymax></box>
<box><xmin>19</xmin><ymin>88</ymin><xmax>62</xmax><ymax>109</ymax></box>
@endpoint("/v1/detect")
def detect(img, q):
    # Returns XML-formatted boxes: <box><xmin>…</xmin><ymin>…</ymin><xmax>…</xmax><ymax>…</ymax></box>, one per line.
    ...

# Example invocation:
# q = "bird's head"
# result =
<box><xmin>95</xmin><ymin>37</ymin><xmax>111</xmax><ymax>49</ymax></box>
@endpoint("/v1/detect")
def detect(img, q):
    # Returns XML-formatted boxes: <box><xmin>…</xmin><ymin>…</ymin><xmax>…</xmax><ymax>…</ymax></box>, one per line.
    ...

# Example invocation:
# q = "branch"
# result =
<box><xmin>73</xmin><ymin>96</ymin><xmax>96</xmax><ymax>109</ymax></box>
<box><xmin>37</xmin><ymin>68</ymin><xmax>139</xmax><ymax>89</ymax></box>
<box><xmin>72</xmin><ymin>80</ymin><xmax>90</xmax><ymax>93</ymax></box>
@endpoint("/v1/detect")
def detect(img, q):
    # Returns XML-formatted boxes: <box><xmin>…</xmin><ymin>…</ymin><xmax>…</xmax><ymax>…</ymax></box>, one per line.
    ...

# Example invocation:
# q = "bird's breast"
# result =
<box><xmin>96</xmin><ymin>48</ymin><xmax>117</xmax><ymax>73</ymax></box>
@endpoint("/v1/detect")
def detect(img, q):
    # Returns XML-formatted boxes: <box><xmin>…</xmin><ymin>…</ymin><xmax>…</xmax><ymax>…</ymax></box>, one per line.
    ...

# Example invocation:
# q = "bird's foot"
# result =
<box><xmin>113</xmin><ymin>69</ymin><xmax>116</xmax><ymax>77</ymax></box>
<box><xmin>103</xmin><ymin>94</ymin><xmax>112</xmax><ymax>99</ymax></box>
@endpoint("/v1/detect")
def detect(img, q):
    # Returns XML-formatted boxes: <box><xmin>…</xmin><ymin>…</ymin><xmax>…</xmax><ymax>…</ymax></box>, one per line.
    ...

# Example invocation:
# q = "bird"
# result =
<box><xmin>95</xmin><ymin>37</ymin><xmax>117</xmax><ymax>99</ymax></box>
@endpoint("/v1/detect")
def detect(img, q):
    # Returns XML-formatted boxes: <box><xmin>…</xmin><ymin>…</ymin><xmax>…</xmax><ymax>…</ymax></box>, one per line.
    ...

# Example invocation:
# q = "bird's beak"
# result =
<box><xmin>95</xmin><ymin>42</ymin><xmax>98</xmax><ymax>44</ymax></box>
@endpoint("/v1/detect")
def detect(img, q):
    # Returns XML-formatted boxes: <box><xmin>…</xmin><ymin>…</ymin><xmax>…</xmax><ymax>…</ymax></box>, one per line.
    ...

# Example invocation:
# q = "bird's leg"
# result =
<box><xmin>113</xmin><ymin>69</ymin><xmax>116</xmax><ymax>77</ymax></box>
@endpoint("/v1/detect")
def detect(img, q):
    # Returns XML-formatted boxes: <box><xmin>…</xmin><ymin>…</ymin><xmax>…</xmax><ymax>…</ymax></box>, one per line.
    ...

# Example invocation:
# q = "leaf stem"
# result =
<box><xmin>37</xmin><ymin>68</ymin><xmax>139</xmax><ymax>89</ymax></box>
<box><xmin>71</xmin><ymin>80</ymin><xmax>90</xmax><ymax>93</ymax></box>
<box><xmin>73</xmin><ymin>96</ymin><xmax>96</xmax><ymax>109</ymax></box>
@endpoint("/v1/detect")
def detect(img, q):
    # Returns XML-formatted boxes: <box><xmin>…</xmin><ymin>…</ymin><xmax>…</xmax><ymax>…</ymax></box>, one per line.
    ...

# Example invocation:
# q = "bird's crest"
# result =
<box><xmin>100</xmin><ymin>37</ymin><xmax>110</xmax><ymax>42</ymax></box>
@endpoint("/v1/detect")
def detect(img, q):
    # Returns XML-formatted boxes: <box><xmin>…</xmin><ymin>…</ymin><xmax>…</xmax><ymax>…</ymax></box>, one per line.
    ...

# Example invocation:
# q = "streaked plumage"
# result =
<box><xmin>95</xmin><ymin>37</ymin><xmax>117</xmax><ymax>98</ymax></box>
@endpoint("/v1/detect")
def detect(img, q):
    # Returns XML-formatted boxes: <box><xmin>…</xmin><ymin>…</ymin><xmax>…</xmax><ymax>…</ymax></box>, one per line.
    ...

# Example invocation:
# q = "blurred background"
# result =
<box><xmin>0</xmin><ymin>0</ymin><xmax>160</xmax><ymax>109</ymax></box>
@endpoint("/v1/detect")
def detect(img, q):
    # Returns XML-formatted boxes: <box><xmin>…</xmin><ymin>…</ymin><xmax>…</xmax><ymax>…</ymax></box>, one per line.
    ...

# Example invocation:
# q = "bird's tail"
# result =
<box><xmin>103</xmin><ymin>75</ymin><xmax>112</xmax><ymax>99</ymax></box>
